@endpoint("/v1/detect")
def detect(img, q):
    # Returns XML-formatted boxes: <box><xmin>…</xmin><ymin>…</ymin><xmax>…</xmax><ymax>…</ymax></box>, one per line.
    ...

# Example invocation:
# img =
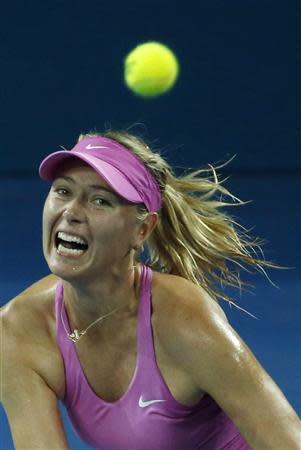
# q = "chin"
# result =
<box><xmin>45</xmin><ymin>248</ymin><xmax>88</xmax><ymax>282</ymax></box>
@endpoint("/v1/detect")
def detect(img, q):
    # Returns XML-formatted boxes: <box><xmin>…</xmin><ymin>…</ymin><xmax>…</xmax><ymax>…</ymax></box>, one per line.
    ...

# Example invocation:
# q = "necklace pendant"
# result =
<box><xmin>68</xmin><ymin>329</ymin><xmax>86</xmax><ymax>343</ymax></box>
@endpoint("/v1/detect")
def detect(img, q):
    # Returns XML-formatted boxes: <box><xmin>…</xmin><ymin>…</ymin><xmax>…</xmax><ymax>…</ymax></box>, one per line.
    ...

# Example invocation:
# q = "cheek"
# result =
<box><xmin>92</xmin><ymin>214</ymin><xmax>137</xmax><ymax>246</ymax></box>
<box><xmin>42</xmin><ymin>199</ymin><xmax>51</xmax><ymax>245</ymax></box>
<box><xmin>42</xmin><ymin>197</ymin><xmax>58</xmax><ymax>236</ymax></box>
<box><xmin>42</xmin><ymin>198</ymin><xmax>49</xmax><ymax>228</ymax></box>
<box><xmin>93</xmin><ymin>217</ymin><xmax>125</xmax><ymax>240</ymax></box>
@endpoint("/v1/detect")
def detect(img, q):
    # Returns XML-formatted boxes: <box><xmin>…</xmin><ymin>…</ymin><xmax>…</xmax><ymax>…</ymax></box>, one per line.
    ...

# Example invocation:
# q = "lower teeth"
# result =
<box><xmin>57</xmin><ymin>244</ymin><xmax>85</xmax><ymax>255</ymax></box>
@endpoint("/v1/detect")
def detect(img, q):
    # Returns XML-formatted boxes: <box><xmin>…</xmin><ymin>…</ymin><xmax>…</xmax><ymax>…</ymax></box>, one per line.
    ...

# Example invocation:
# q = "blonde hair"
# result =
<box><xmin>78</xmin><ymin>129</ymin><xmax>288</xmax><ymax>313</ymax></box>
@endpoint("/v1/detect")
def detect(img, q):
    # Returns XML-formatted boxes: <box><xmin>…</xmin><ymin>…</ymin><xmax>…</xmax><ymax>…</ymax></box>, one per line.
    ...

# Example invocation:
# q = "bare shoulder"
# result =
<box><xmin>1</xmin><ymin>274</ymin><xmax>65</xmax><ymax>400</ymax></box>
<box><xmin>1</xmin><ymin>274</ymin><xmax>59</xmax><ymax>336</ymax></box>
<box><xmin>151</xmin><ymin>273</ymin><xmax>301</xmax><ymax>449</ymax></box>
<box><xmin>152</xmin><ymin>270</ymin><xmax>228</xmax><ymax>326</ymax></box>
<box><xmin>151</xmin><ymin>270</ymin><xmax>230</xmax><ymax>362</ymax></box>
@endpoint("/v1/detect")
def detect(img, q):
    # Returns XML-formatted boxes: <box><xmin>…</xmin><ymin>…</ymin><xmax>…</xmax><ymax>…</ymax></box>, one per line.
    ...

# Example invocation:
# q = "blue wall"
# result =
<box><xmin>1</xmin><ymin>1</ymin><xmax>300</xmax><ymax>449</ymax></box>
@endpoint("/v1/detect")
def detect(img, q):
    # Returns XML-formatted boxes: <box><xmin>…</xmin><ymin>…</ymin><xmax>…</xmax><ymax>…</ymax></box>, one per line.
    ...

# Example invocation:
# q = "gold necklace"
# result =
<box><xmin>60</xmin><ymin>299</ymin><xmax>128</xmax><ymax>343</ymax></box>
<box><xmin>60</xmin><ymin>265</ymin><xmax>139</xmax><ymax>343</ymax></box>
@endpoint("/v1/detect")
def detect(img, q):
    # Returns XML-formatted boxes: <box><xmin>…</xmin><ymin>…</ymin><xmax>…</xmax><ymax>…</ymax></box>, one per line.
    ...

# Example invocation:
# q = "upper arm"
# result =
<box><xmin>1</xmin><ymin>307</ymin><xmax>69</xmax><ymax>450</ymax></box>
<box><xmin>164</xmin><ymin>282</ymin><xmax>301</xmax><ymax>450</ymax></box>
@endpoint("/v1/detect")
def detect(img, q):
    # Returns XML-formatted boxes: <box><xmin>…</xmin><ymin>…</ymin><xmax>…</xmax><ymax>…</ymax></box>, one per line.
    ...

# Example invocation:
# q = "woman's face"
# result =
<box><xmin>42</xmin><ymin>160</ymin><xmax>143</xmax><ymax>282</ymax></box>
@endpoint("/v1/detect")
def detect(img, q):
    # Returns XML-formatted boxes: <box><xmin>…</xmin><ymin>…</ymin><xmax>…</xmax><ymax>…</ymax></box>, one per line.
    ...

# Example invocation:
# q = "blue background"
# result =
<box><xmin>0</xmin><ymin>1</ymin><xmax>300</xmax><ymax>449</ymax></box>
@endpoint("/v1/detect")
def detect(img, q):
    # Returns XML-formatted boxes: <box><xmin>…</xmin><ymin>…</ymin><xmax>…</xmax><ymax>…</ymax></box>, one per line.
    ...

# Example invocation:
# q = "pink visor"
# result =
<box><xmin>39</xmin><ymin>136</ymin><xmax>162</xmax><ymax>212</ymax></box>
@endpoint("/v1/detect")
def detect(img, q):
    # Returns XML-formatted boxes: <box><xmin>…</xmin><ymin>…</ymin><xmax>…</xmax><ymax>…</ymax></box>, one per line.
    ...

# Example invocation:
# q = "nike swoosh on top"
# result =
<box><xmin>138</xmin><ymin>395</ymin><xmax>166</xmax><ymax>408</ymax></box>
<box><xmin>85</xmin><ymin>144</ymin><xmax>109</xmax><ymax>150</ymax></box>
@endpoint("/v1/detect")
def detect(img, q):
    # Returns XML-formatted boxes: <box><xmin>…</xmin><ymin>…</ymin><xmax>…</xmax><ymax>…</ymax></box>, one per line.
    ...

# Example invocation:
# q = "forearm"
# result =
<box><xmin>238</xmin><ymin>409</ymin><xmax>301</xmax><ymax>450</ymax></box>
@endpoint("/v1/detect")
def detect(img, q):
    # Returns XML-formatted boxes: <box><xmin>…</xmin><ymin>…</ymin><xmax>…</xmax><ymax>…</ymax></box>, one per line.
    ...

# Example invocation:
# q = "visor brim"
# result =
<box><xmin>39</xmin><ymin>151</ymin><xmax>144</xmax><ymax>205</ymax></box>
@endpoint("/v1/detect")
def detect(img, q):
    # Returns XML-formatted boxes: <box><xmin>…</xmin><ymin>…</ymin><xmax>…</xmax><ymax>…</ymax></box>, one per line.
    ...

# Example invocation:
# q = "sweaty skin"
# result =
<box><xmin>1</xmin><ymin>161</ymin><xmax>300</xmax><ymax>450</ymax></box>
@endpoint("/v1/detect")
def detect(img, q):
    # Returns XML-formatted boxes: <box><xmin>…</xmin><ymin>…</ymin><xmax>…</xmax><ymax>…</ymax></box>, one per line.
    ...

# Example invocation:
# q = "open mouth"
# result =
<box><xmin>55</xmin><ymin>231</ymin><xmax>88</xmax><ymax>256</ymax></box>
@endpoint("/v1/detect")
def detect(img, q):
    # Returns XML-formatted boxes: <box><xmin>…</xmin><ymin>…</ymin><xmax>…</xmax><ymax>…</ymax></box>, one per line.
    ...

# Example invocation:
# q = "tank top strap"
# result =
<box><xmin>54</xmin><ymin>279</ymin><xmax>79</xmax><ymax>404</ymax></box>
<box><xmin>55</xmin><ymin>280</ymin><xmax>64</xmax><ymax>338</ymax></box>
<box><xmin>137</xmin><ymin>264</ymin><xmax>155</xmax><ymax>366</ymax></box>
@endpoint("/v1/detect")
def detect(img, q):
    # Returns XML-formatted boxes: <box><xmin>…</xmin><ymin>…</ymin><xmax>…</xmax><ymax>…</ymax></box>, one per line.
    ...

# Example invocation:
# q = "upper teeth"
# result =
<box><xmin>58</xmin><ymin>231</ymin><xmax>87</xmax><ymax>245</ymax></box>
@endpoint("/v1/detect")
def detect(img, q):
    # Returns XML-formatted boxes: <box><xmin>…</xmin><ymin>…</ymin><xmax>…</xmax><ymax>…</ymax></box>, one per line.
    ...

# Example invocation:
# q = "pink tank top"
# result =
<box><xmin>55</xmin><ymin>264</ymin><xmax>251</xmax><ymax>450</ymax></box>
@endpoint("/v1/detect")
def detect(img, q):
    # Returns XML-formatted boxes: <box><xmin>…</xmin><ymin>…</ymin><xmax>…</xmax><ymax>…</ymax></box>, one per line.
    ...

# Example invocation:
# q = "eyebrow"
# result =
<box><xmin>54</xmin><ymin>176</ymin><xmax>118</xmax><ymax>197</ymax></box>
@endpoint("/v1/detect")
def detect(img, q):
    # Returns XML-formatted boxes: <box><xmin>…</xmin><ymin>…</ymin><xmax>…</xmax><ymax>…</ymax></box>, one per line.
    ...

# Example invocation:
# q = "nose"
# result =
<box><xmin>62</xmin><ymin>199</ymin><xmax>85</xmax><ymax>224</ymax></box>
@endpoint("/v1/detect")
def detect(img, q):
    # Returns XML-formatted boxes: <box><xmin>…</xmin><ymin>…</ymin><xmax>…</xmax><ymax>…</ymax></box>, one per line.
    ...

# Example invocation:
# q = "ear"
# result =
<box><xmin>137</xmin><ymin>212</ymin><xmax>158</xmax><ymax>245</ymax></box>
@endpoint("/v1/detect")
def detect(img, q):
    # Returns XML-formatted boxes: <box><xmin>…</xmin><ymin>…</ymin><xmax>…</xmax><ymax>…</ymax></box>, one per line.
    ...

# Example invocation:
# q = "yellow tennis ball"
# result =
<box><xmin>124</xmin><ymin>42</ymin><xmax>179</xmax><ymax>98</ymax></box>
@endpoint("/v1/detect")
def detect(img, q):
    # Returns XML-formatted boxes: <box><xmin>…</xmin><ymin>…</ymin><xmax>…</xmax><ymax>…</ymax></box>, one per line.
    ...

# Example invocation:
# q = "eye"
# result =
<box><xmin>93</xmin><ymin>197</ymin><xmax>111</xmax><ymax>207</ymax></box>
<box><xmin>54</xmin><ymin>187</ymin><xmax>69</xmax><ymax>196</ymax></box>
